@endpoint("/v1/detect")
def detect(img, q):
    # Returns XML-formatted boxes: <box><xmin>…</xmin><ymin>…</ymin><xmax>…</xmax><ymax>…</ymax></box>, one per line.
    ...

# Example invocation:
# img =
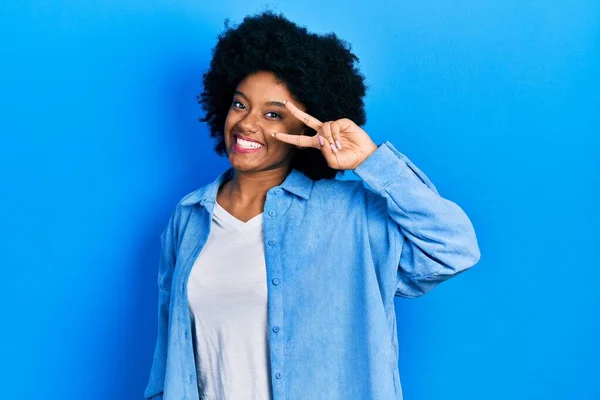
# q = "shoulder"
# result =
<box><xmin>308</xmin><ymin>177</ymin><xmax>374</xmax><ymax>214</ymax></box>
<box><xmin>312</xmin><ymin>176</ymin><xmax>366</xmax><ymax>197</ymax></box>
<box><xmin>161</xmin><ymin>174</ymin><xmax>221</xmax><ymax>239</ymax></box>
<box><xmin>176</xmin><ymin>168</ymin><xmax>233</xmax><ymax>209</ymax></box>
<box><xmin>313</xmin><ymin>176</ymin><xmax>389</xmax><ymax>219</ymax></box>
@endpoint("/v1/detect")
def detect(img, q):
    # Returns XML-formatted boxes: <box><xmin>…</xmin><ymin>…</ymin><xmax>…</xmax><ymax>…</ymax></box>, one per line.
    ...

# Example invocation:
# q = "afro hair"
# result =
<box><xmin>197</xmin><ymin>9</ymin><xmax>368</xmax><ymax>180</ymax></box>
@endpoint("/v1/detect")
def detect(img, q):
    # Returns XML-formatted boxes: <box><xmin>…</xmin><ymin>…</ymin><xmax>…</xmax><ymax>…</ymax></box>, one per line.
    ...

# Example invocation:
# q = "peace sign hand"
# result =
<box><xmin>271</xmin><ymin>100</ymin><xmax>378</xmax><ymax>171</ymax></box>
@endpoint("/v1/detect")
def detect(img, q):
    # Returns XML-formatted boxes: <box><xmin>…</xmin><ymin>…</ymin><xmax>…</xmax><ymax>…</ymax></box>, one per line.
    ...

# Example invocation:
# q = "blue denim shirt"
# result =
<box><xmin>144</xmin><ymin>141</ymin><xmax>481</xmax><ymax>400</ymax></box>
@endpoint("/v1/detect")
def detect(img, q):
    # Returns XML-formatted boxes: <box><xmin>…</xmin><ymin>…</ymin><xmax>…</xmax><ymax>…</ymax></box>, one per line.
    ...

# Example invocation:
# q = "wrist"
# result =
<box><xmin>355</xmin><ymin>141</ymin><xmax>378</xmax><ymax>169</ymax></box>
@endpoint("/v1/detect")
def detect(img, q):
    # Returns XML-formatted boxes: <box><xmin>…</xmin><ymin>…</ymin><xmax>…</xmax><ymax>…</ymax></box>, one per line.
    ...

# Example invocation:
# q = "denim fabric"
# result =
<box><xmin>144</xmin><ymin>141</ymin><xmax>481</xmax><ymax>400</ymax></box>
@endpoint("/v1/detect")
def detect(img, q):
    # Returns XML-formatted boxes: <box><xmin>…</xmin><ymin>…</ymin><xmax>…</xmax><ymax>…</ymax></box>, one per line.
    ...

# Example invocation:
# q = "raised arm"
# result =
<box><xmin>270</xmin><ymin>101</ymin><xmax>480</xmax><ymax>297</ymax></box>
<box><xmin>354</xmin><ymin>141</ymin><xmax>481</xmax><ymax>298</ymax></box>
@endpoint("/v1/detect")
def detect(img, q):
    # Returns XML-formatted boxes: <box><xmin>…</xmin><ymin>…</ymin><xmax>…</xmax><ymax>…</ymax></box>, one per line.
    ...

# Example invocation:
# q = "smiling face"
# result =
<box><xmin>223</xmin><ymin>70</ymin><xmax>308</xmax><ymax>173</ymax></box>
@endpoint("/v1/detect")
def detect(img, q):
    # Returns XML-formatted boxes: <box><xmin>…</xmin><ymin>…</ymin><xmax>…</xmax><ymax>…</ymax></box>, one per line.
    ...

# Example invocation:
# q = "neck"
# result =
<box><xmin>218</xmin><ymin>165</ymin><xmax>291</xmax><ymax>209</ymax></box>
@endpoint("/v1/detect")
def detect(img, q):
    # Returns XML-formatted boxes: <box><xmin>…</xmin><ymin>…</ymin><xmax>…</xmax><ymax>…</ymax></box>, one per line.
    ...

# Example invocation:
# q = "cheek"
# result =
<box><xmin>223</xmin><ymin>113</ymin><xmax>235</xmax><ymax>141</ymax></box>
<box><xmin>271</xmin><ymin>140</ymin><xmax>295</xmax><ymax>158</ymax></box>
<box><xmin>269</xmin><ymin>125</ymin><xmax>304</xmax><ymax>152</ymax></box>
<box><xmin>224</xmin><ymin>112</ymin><xmax>233</xmax><ymax>130</ymax></box>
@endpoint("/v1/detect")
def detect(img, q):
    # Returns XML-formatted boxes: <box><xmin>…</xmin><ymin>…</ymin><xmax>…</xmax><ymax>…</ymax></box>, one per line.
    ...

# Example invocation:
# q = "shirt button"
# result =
<box><xmin>188</xmin><ymin>374</ymin><xmax>194</xmax><ymax>383</ymax></box>
<box><xmin>274</xmin><ymin>188</ymin><xmax>282</xmax><ymax>195</ymax></box>
<box><xmin>275</xmin><ymin>372</ymin><xmax>282</xmax><ymax>379</ymax></box>
<box><xmin>183</xmin><ymin>330</ymin><xmax>189</xmax><ymax>339</ymax></box>
<box><xmin>272</xmin><ymin>325</ymin><xmax>280</xmax><ymax>333</ymax></box>
<box><xmin>268</xmin><ymin>210</ymin><xmax>275</xmax><ymax>217</ymax></box>
<box><xmin>271</xmin><ymin>278</ymin><xmax>280</xmax><ymax>285</ymax></box>
<box><xmin>268</xmin><ymin>239</ymin><xmax>276</xmax><ymax>246</ymax></box>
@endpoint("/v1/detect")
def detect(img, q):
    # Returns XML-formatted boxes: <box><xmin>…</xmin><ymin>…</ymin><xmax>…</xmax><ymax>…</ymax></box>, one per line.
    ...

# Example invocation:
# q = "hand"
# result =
<box><xmin>271</xmin><ymin>100</ymin><xmax>378</xmax><ymax>170</ymax></box>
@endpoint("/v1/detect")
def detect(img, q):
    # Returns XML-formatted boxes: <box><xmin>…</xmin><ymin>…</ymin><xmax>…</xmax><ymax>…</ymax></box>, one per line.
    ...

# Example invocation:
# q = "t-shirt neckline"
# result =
<box><xmin>213</xmin><ymin>201</ymin><xmax>264</xmax><ymax>232</ymax></box>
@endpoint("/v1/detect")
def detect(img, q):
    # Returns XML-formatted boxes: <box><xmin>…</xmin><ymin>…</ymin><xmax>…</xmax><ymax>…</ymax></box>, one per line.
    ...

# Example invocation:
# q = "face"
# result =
<box><xmin>223</xmin><ymin>70</ymin><xmax>308</xmax><ymax>173</ymax></box>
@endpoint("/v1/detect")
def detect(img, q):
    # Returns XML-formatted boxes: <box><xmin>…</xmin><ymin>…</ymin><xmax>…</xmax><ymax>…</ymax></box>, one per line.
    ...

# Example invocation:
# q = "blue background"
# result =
<box><xmin>1</xmin><ymin>1</ymin><xmax>598</xmax><ymax>399</ymax></box>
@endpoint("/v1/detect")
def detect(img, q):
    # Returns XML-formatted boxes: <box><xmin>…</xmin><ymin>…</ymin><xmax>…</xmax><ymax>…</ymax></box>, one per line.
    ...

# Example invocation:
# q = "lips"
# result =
<box><xmin>233</xmin><ymin>133</ymin><xmax>265</xmax><ymax>146</ymax></box>
<box><xmin>231</xmin><ymin>133</ymin><xmax>265</xmax><ymax>154</ymax></box>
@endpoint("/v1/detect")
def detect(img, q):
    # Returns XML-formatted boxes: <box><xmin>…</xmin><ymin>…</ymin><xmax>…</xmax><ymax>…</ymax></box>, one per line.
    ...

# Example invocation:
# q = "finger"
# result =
<box><xmin>271</xmin><ymin>132</ymin><xmax>320</xmax><ymax>149</ymax></box>
<box><xmin>284</xmin><ymin>100</ymin><xmax>323</xmax><ymax>131</ymax></box>
<box><xmin>330</xmin><ymin>120</ymin><xmax>342</xmax><ymax>150</ymax></box>
<box><xmin>317</xmin><ymin>131</ymin><xmax>339</xmax><ymax>168</ymax></box>
<box><xmin>321</xmin><ymin>121</ymin><xmax>338</xmax><ymax>154</ymax></box>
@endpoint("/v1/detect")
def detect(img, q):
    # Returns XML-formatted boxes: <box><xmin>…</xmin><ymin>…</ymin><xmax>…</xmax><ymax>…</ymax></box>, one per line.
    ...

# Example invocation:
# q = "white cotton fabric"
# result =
<box><xmin>187</xmin><ymin>201</ymin><xmax>271</xmax><ymax>400</ymax></box>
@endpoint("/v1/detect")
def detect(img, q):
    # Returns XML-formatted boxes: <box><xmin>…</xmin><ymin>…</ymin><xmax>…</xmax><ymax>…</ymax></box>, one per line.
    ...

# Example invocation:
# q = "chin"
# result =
<box><xmin>229</xmin><ymin>156</ymin><xmax>291</xmax><ymax>175</ymax></box>
<box><xmin>228</xmin><ymin>155</ymin><xmax>261</xmax><ymax>172</ymax></box>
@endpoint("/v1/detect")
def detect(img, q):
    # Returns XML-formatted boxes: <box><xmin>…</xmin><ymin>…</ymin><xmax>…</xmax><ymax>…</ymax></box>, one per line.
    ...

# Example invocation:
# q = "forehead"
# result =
<box><xmin>236</xmin><ymin>71</ymin><xmax>293</xmax><ymax>100</ymax></box>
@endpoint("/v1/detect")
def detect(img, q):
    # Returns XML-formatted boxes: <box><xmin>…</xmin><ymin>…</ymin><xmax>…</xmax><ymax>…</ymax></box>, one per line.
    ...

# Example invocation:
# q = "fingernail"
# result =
<box><xmin>271</xmin><ymin>133</ymin><xmax>276</xmax><ymax>137</ymax></box>
<box><xmin>330</xmin><ymin>143</ymin><xmax>338</xmax><ymax>153</ymax></box>
<box><xmin>318</xmin><ymin>136</ymin><xmax>324</xmax><ymax>146</ymax></box>
<box><xmin>335</xmin><ymin>139</ymin><xmax>342</xmax><ymax>149</ymax></box>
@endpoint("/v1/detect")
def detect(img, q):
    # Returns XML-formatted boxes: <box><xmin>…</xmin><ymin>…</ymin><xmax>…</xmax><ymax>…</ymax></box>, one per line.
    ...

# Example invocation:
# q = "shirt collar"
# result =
<box><xmin>180</xmin><ymin>167</ymin><xmax>313</xmax><ymax>207</ymax></box>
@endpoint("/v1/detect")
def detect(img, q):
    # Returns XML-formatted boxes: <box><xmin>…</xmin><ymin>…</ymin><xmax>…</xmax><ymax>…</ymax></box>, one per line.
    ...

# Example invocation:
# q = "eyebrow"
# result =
<box><xmin>234</xmin><ymin>90</ymin><xmax>286</xmax><ymax>108</ymax></box>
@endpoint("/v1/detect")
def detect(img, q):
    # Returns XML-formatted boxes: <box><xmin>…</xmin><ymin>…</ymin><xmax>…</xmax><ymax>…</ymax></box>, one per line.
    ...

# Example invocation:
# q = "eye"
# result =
<box><xmin>232</xmin><ymin>100</ymin><xmax>245</xmax><ymax>109</ymax></box>
<box><xmin>265</xmin><ymin>111</ymin><xmax>281</xmax><ymax>119</ymax></box>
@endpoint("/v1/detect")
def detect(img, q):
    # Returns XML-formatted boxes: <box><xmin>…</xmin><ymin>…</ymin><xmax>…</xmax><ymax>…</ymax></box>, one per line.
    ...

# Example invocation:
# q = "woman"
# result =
<box><xmin>144</xmin><ymin>10</ymin><xmax>480</xmax><ymax>400</ymax></box>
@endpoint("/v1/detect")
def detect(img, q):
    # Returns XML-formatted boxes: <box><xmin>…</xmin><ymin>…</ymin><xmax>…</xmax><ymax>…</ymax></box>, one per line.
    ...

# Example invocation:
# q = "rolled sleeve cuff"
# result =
<box><xmin>353</xmin><ymin>141</ymin><xmax>410</xmax><ymax>192</ymax></box>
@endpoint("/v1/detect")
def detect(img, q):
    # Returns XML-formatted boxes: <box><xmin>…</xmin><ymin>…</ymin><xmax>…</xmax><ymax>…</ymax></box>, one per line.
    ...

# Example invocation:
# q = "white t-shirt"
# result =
<box><xmin>187</xmin><ymin>201</ymin><xmax>272</xmax><ymax>400</ymax></box>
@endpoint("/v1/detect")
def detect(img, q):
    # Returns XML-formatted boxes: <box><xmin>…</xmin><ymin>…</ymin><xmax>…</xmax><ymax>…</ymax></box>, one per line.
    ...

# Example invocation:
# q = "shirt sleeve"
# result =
<box><xmin>354</xmin><ymin>140</ymin><xmax>481</xmax><ymax>298</ymax></box>
<box><xmin>144</xmin><ymin>208</ymin><xmax>178</xmax><ymax>399</ymax></box>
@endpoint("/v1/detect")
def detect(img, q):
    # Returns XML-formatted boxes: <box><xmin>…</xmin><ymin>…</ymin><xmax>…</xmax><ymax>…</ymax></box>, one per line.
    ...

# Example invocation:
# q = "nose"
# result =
<box><xmin>238</xmin><ymin>111</ymin><xmax>260</xmax><ymax>133</ymax></box>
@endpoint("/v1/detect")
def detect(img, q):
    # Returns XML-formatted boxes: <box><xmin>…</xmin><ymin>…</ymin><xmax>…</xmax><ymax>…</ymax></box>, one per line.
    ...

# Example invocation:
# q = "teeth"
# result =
<box><xmin>236</xmin><ymin>137</ymin><xmax>263</xmax><ymax>149</ymax></box>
